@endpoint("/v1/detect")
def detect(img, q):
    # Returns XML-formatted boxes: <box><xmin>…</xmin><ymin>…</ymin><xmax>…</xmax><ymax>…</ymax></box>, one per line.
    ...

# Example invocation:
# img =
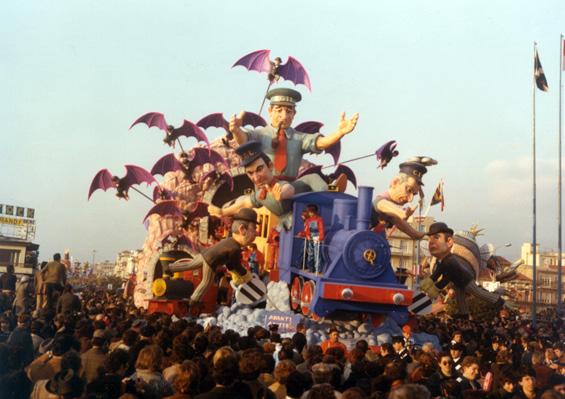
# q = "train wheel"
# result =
<box><xmin>290</xmin><ymin>276</ymin><xmax>303</xmax><ymax>311</ymax></box>
<box><xmin>301</xmin><ymin>280</ymin><xmax>315</xmax><ymax>316</ymax></box>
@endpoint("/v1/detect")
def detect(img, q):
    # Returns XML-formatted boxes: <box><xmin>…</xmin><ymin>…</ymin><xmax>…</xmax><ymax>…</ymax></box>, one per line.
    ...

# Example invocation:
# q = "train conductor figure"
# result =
<box><xmin>298</xmin><ymin>204</ymin><xmax>325</xmax><ymax>273</ymax></box>
<box><xmin>166</xmin><ymin>208</ymin><xmax>259</xmax><ymax>305</ymax></box>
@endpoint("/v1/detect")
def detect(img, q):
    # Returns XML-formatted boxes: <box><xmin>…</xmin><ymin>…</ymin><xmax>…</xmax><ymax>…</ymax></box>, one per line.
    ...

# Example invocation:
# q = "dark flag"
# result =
<box><xmin>430</xmin><ymin>181</ymin><xmax>444</xmax><ymax>211</ymax></box>
<box><xmin>535</xmin><ymin>48</ymin><xmax>549</xmax><ymax>92</ymax></box>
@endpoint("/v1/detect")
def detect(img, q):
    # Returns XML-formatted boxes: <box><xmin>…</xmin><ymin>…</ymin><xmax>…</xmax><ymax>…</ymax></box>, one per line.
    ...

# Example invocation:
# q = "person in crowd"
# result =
<box><xmin>427</xmin><ymin>352</ymin><xmax>458</xmax><ymax>397</ymax></box>
<box><xmin>456</xmin><ymin>356</ymin><xmax>483</xmax><ymax>396</ymax></box>
<box><xmin>30</xmin><ymin>350</ymin><xmax>84</xmax><ymax>399</ymax></box>
<box><xmin>56</xmin><ymin>284</ymin><xmax>81</xmax><ymax>315</ymax></box>
<box><xmin>127</xmin><ymin>344</ymin><xmax>173</xmax><ymax>398</ymax></box>
<box><xmin>487</xmin><ymin>375</ymin><xmax>515</xmax><ymax>399</ymax></box>
<box><xmin>80</xmin><ymin>329</ymin><xmax>108</xmax><ymax>383</ymax></box>
<box><xmin>1</xmin><ymin>264</ymin><xmax>17</xmax><ymax>292</ymax></box>
<box><xmin>41</xmin><ymin>253</ymin><xmax>67</xmax><ymax>309</ymax></box>
<box><xmin>321</xmin><ymin>327</ymin><xmax>347</xmax><ymax>355</ymax></box>
<box><xmin>514</xmin><ymin>368</ymin><xmax>541</xmax><ymax>399</ymax></box>
<box><xmin>392</xmin><ymin>336</ymin><xmax>412</xmax><ymax>364</ymax></box>
<box><xmin>7</xmin><ymin>313</ymin><xmax>34</xmax><ymax>367</ymax></box>
<box><xmin>14</xmin><ymin>275</ymin><xmax>33</xmax><ymax>315</ymax></box>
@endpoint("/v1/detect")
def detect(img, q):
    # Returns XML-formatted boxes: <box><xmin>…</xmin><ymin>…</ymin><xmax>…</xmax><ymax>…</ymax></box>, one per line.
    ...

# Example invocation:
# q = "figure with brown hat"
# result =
<box><xmin>229</xmin><ymin>87</ymin><xmax>359</xmax><ymax>186</ymax></box>
<box><xmin>420</xmin><ymin>222</ymin><xmax>504</xmax><ymax>316</ymax></box>
<box><xmin>371</xmin><ymin>158</ymin><xmax>435</xmax><ymax>239</ymax></box>
<box><xmin>165</xmin><ymin>208</ymin><xmax>259</xmax><ymax>305</ymax></box>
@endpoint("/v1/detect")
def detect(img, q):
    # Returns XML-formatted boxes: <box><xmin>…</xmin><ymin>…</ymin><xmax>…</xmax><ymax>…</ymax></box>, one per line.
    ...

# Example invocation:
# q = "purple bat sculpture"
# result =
<box><xmin>150</xmin><ymin>153</ymin><xmax>184</xmax><ymax>177</ymax></box>
<box><xmin>297</xmin><ymin>164</ymin><xmax>357</xmax><ymax>189</ymax></box>
<box><xmin>152</xmin><ymin>186</ymin><xmax>174</xmax><ymax>202</ymax></box>
<box><xmin>130</xmin><ymin>112</ymin><xmax>210</xmax><ymax>149</ymax></box>
<box><xmin>295</xmin><ymin>121</ymin><xmax>340</xmax><ymax>165</ymax></box>
<box><xmin>232</xmin><ymin>49</ymin><xmax>312</xmax><ymax>91</ymax></box>
<box><xmin>200</xmin><ymin>169</ymin><xmax>234</xmax><ymax>192</ymax></box>
<box><xmin>88</xmin><ymin>165</ymin><xmax>157</xmax><ymax>200</ymax></box>
<box><xmin>374</xmin><ymin>140</ymin><xmax>399</xmax><ymax>169</ymax></box>
<box><xmin>177</xmin><ymin>147</ymin><xmax>229</xmax><ymax>183</ymax></box>
<box><xmin>143</xmin><ymin>200</ymin><xmax>183</xmax><ymax>222</ymax></box>
<box><xmin>197</xmin><ymin>112</ymin><xmax>267</xmax><ymax>143</ymax></box>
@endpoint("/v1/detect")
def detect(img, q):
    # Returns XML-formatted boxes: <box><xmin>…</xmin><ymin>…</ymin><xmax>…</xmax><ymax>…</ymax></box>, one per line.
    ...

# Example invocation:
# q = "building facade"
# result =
<box><xmin>114</xmin><ymin>250</ymin><xmax>141</xmax><ymax>279</ymax></box>
<box><xmin>500</xmin><ymin>243</ymin><xmax>565</xmax><ymax>313</ymax></box>
<box><xmin>93</xmin><ymin>261</ymin><xmax>116</xmax><ymax>277</ymax></box>
<box><xmin>388</xmin><ymin>216</ymin><xmax>436</xmax><ymax>287</ymax></box>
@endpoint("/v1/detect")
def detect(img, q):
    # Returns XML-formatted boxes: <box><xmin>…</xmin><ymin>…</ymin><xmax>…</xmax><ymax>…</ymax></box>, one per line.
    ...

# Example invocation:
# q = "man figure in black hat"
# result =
<box><xmin>208</xmin><ymin>141</ymin><xmax>327</xmax><ymax>228</ymax></box>
<box><xmin>371</xmin><ymin>161</ymin><xmax>429</xmax><ymax>239</ymax></box>
<box><xmin>165</xmin><ymin>208</ymin><xmax>259</xmax><ymax>305</ymax></box>
<box><xmin>421</xmin><ymin>222</ymin><xmax>504</xmax><ymax>316</ymax></box>
<box><xmin>229</xmin><ymin>88</ymin><xmax>359</xmax><ymax>185</ymax></box>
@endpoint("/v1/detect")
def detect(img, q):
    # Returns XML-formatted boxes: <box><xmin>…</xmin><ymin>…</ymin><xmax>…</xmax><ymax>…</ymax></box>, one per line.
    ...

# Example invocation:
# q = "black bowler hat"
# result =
<box><xmin>426</xmin><ymin>222</ymin><xmax>454</xmax><ymax>236</ymax></box>
<box><xmin>233</xmin><ymin>208</ymin><xmax>258</xmax><ymax>224</ymax></box>
<box><xmin>399</xmin><ymin>162</ymin><xmax>427</xmax><ymax>185</ymax></box>
<box><xmin>267</xmin><ymin>88</ymin><xmax>302</xmax><ymax>107</ymax></box>
<box><xmin>235</xmin><ymin>141</ymin><xmax>265</xmax><ymax>167</ymax></box>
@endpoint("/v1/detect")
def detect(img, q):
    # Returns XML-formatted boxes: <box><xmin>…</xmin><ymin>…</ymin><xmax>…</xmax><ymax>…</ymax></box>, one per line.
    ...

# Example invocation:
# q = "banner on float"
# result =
<box><xmin>264</xmin><ymin>310</ymin><xmax>303</xmax><ymax>334</ymax></box>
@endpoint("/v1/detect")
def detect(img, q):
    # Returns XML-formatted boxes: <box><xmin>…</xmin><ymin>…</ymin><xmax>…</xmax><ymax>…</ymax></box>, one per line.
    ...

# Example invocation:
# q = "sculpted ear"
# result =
<box><xmin>389</xmin><ymin>176</ymin><xmax>401</xmax><ymax>188</ymax></box>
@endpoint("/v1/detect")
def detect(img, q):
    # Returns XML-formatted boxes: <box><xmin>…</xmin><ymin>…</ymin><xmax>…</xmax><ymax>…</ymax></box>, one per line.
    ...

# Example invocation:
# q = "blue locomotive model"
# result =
<box><xmin>278</xmin><ymin>186</ymin><xmax>413</xmax><ymax>323</ymax></box>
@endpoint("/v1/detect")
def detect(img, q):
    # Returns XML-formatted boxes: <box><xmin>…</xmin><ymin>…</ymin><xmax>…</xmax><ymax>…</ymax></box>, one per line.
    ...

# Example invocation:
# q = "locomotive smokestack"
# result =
<box><xmin>356</xmin><ymin>186</ymin><xmax>374</xmax><ymax>231</ymax></box>
<box><xmin>332</xmin><ymin>199</ymin><xmax>357</xmax><ymax>230</ymax></box>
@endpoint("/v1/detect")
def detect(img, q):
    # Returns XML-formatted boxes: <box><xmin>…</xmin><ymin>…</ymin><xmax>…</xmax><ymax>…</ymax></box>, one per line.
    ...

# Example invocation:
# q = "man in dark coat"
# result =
<box><xmin>421</xmin><ymin>222</ymin><xmax>503</xmax><ymax>316</ymax></box>
<box><xmin>0</xmin><ymin>264</ymin><xmax>17</xmax><ymax>291</ymax></box>
<box><xmin>56</xmin><ymin>284</ymin><xmax>81</xmax><ymax>315</ymax></box>
<box><xmin>7</xmin><ymin>313</ymin><xmax>34</xmax><ymax>367</ymax></box>
<box><xmin>167</xmin><ymin>208</ymin><xmax>259</xmax><ymax>305</ymax></box>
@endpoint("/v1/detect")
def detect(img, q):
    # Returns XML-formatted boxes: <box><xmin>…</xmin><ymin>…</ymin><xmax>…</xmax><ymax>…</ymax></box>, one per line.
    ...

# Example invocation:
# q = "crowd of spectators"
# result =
<box><xmin>0</xmin><ymin>265</ymin><xmax>564</xmax><ymax>399</ymax></box>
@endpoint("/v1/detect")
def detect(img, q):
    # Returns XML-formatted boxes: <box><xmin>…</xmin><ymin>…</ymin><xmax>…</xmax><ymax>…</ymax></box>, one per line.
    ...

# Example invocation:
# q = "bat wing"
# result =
<box><xmin>152</xmin><ymin>186</ymin><xmax>174</xmax><ymax>201</ymax></box>
<box><xmin>187</xmin><ymin>201</ymin><xmax>209</xmax><ymax>220</ymax></box>
<box><xmin>88</xmin><ymin>169</ymin><xmax>115</xmax><ymax>200</ymax></box>
<box><xmin>151</xmin><ymin>153</ymin><xmax>183</xmax><ymax>176</ymax></box>
<box><xmin>295</xmin><ymin>121</ymin><xmax>323</xmax><ymax>133</ymax></box>
<box><xmin>171</xmin><ymin>120</ymin><xmax>210</xmax><ymax>147</ymax></box>
<box><xmin>241</xmin><ymin>112</ymin><xmax>267</xmax><ymax>127</ymax></box>
<box><xmin>232</xmin><ymin>49</ymin><xmax>272</xmax><ymax>73</ymax></box>
<box><xmin>208</xmin><ymin>148</ymin><xmax>229</xmax><ymax>169</ymax></box>
<box><xmin>296</xmin><ymin>165</ymin><xmax>324</xmax><ymax>180</ymax></box>
<box><xmin>277</xmin><ymin>56</ymin><xmax>312</xmax><ymax>91</ymax></box>
<box><xmin>143</xmin><ymin>200</ymin><xmax>183</xmax><ymax>222</ymax></box>
<box><xmin>325</xmin><ymin>142</ymin><xmax>341</xmax><ymax>165</ymax></box>
<box><xmin>331</xmin><ymin>164</ymin><xmax>357</xmax><ymax>188</ymax></box>
<box><xmin>294</xmin><ymin>121</ymin><xmax>338</xmax><ymax>163</ymax></box>
<box><xmin>197</xmin><ymin>113</ymin><xmax>228</xmax><ymax>131</ymax></box>
<box><xmin>123</xmin><ymin>165</ymin><xmax>158</xmax><ymax>188</ymax></box>
<box><xmin>375</xmin><ymin>140</ymin><xmax>399</xmax><ymax>169</ymax></box>
<box><xmin>129</xmin><ymin>112</ymin><xmax>168</xmax><ymax>132</ymax></box>
<box><xmin>220</xmin><ymin>172</ymin><xmax>234</xmax><ymax>191</ymax></box>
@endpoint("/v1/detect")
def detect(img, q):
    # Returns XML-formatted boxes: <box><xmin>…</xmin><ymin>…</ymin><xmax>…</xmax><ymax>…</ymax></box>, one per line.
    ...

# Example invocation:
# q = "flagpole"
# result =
<box><xmin>532</xmin><ymin>43</ymin><xmax>538</xmax><ymax>327</ymax></box>
<box><xmin>558</xmin><ymin>34</ymin><xmax>563</xmax><ymax>316</ymax></box>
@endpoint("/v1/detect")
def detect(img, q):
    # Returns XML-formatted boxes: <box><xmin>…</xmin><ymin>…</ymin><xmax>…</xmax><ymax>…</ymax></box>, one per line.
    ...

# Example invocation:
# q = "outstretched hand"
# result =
<box><xmin>337</xmin><ymin>112</ymin><xmax>359</xmax><ymax>136</ymax></box>
<box><xmin>229</xmin><ymin>111</ymin><xmax>245</xmax><ymax>134</ymax></box>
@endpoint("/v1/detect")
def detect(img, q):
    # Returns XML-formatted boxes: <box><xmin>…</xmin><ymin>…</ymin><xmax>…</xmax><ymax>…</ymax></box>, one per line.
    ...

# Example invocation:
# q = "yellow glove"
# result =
<box><xmin>229</xmin><ymin>270</ymin><xmax>252</xmax><ymax>286</ymax></box>
<box><xmin>420</xmin><ymin>277</ymin><xmax>441</xmax><ymax>299</ymax></box>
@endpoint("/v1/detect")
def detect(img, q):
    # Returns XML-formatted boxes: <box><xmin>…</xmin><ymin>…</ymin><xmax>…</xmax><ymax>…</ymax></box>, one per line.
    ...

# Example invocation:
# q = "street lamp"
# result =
<box><xmin>495</xmin><ymin>243</ymin><xmax>512</xmax><ymax>252</ymax></box>
<box><xmin>92</xmin><ymin>250</ymin><xmax>97</xmax><ymax>266</ymax></box>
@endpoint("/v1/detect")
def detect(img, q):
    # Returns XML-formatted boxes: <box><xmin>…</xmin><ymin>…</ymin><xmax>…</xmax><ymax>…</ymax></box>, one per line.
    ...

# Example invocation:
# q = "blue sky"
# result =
<box><xmin>1</xmin><ymin>1</ymin><xmax>564</xmax><ymax>262</ymax></box>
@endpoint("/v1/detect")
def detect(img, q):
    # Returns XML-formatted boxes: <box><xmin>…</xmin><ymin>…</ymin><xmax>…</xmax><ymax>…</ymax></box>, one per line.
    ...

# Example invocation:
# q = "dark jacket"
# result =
<box><xmin>7</xmin><ymin>326</ymin><xmax>34</xmax><ymax>366</ymax></box>
<box><xmin>56</xmin><ymin>292</ymin><xmax>81</xmax><ymax>315</ymax></box>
